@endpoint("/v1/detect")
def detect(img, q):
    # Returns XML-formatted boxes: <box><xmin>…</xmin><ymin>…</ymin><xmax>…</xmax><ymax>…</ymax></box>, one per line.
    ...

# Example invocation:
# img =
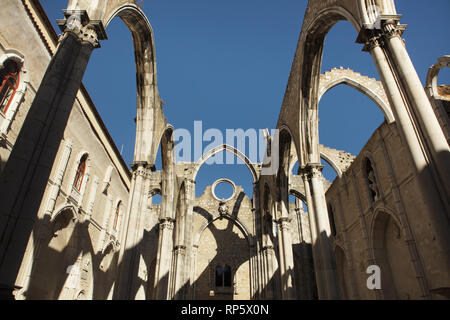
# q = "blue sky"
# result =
<box><xmin>40</xmin><ymin>0</ymin><xmax>449</xmax><ymax>199</ymax></box>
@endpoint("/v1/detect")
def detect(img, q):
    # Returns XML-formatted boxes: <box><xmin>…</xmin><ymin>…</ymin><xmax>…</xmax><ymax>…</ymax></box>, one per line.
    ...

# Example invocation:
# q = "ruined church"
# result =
<box><xmin>0</xmin><ymin>0</ymin><xmax>449</xmax><ymax>300</ymax></box>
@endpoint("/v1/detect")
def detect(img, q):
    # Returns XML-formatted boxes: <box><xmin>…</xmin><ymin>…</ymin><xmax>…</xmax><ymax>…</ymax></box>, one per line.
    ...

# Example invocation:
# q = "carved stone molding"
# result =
<box><xmin>56</xmin><ymin>10</ymin><xmax>107</xmax><ymax>49</ymax></box>
<box><xmin>366</xmin><ymin>15</ymin><xmax>407</xmax><ymax>42</ymax></box>
<box><xmin>174</xmin><ymin>245</ymin><xmax>187</xmax><ymax>255</ymax></box>
<box><xmin>159</xmin><ymin>217</ymin><xmax>175</xmax><ymax>231</ymax></box>
<box><xmin>277</xmin><ymin>217</ymin><xmax>292</xmax><ymax>232</ymax></box>
<box><xmin>301</xmin><ymin>163</ymin><xmax>324</xmax><ymax>180</ymax></box>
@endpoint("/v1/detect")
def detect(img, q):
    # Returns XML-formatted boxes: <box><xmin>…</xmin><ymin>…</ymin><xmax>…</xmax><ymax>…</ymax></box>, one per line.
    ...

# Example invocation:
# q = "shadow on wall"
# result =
<box><xmin>327</xmin><ymin>149</ymin><xmax>450</xmax><ymax>300</ymax></box>
<box><xmin>21</xmin><ymin>190</ymin><xmax>317</xmax><ymax>300</ymax></box>
<box><xmin>293</xmin><ymin>242</ymin><xmax>317</xmax><ymax>300</ymax></box>
<box><xmin>0</xmin><ymin>153</ymin><xmax>4</xmax><ymax>174</ymax></box>
<box><xmin>192</xmin><ymin>191</ymin><xmax>252</xmax><ymax>300</ymax></box>
<box><xmin>15</xmin><ymin>152</ymin><xmax>450</xmax><ymax>300</ymax></box>
<box><xmin>23</xmin><ymin>210</ymin><xmax>161</xmax><ymax>300</ymax></box>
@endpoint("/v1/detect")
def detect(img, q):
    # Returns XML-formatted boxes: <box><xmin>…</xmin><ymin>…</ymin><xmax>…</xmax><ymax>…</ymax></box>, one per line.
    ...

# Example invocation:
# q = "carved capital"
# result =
<box><xmin>174</xmin><ymin>245</ymin><xmax>186</xmax><ymax>255</ymax></box>
<box><xmin>301</xmin><ymin>163</ymin><xmax>323</xmax><ymax>180</ymax></box>
<box><xmin>132</xmin><ymin>163</ymin><xmax>153</xmax><ymax>179</ymax></box>
<box><xmin>356</xmin><ymin>27</ymin><xmax>383</xmax><ymax>52</ymax></box>
<box><xmin>379</xmin><ymin>15</ymin><xmax>407</xmax><ymax>40</ymax></box>
<box><xmin>277</xmin><ymin>217</ymin><xmax>291</xmax><ymax>231</ymax></box>
<box><xmin>159</xmin><ymin>217</ymin><xmax>175</xmax><ymax>230</ymax></box>
<box><xmin>57</xmin><ymin>10</ymin><xmax>107</xmax><ymax>49</ymax></box>
<box><xmin>365</xmin><ymin>33</ymin><xmax>384</xmax><ymax>52</ymax></box>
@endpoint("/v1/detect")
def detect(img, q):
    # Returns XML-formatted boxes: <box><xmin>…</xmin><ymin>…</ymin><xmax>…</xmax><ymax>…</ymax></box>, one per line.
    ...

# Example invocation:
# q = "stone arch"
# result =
<box><xmin>318</xmin><ymin>68</ymin><xmax>395</xmax><ymax>123</ymax></box>
<box><xmin>289</xmin><ymin>189</ymin><xmax>307</xmax><ymax>204</ymax></box>
<box><xmin>105</xmin><ymin>4</ymin><xmax>165</xmax><ymax>165</ymax></box>
<box><xmin>278</xmin><ymin>2</ymin><xmax>368</xmax><ymax>167</ymax></box>
<box><xmin>334</xmin><ymin>245</ymin><xmax>351</xmax><ymax>300</ymax></box>
<box><xmin>192</xmin><ymin>206</ymin><xmax>253</xmax><ymax>253</ymax></box>
<box><xmin>65</xmin><ymin>1</ymin><xmax>165</xmax><ymax>165</ymax></box>
<box><xmin>426</xmin><ymin>56</ymin><xmax>450</xmax><ymax>143</ymax></box>
<box><xmin>277</xmin><ymin>0</ymin><xmax>401</xmax><ymax>168</ymax></box>
<box><xmin>370</xmin><ymin>209</ymin><xmax>422</xmax><ymax>299</ymax></box>
<box><xmin>147</xmin><ymin>187</ymin><xmax>162</xmax><ymax>207</ymax></box>
<box><xmin>193</xmin><ymin>213</ymin><xmax>253</xmax><ymax>249</ymax></box>
<box><xmin>51</xmin><ymin>204</ymin><xmax>78</xmax><ymax>225</ymax></box>
<box><xmin>289</xmin><ymin>146</ymin><xmax>354</xmax><ymax>179</ymax></box>
<box><xmin>426</xmin><ymin>56</ymin><xmax>450</xmax><ymax>99</ymax></box>
<box><xmin>192</xmin><ymin>144</ymin><xmax>258</xmax><ymax>183</ymax></box>
<box><xmin>28</xmin><ymin>205</ymin><xmax>80</xmax><ymax>299</ymax></box>
<box><xmin>149</xmin><ymin>188</ymin><xmax>161</xmax><ymax>197</ymax></box>
<box><xmin>193</xmin><ymin>211</ymin><xmax>252</xmax><ymax>300</ymax></box>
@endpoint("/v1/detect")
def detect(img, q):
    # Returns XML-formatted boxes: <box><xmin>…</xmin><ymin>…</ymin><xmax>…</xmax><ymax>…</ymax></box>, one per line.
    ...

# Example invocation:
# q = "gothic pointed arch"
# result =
<box><xmin>318</xmin><ymin>68</ymin><xmax>394</xmax><ymax>123</ymax></box>
<box><xmin>192</xmin><ymin>144</ymin><xmax>258</xmax><ymax>183</ymax></box>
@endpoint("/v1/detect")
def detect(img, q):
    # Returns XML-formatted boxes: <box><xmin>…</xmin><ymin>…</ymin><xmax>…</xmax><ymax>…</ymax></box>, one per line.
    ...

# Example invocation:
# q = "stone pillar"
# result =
<box><xmin>262</xmin><ymin>245</ymin><xmax>276</xmax><ymax>299</ymax></box>
<box><xmin>0</xmin><ymin>10</ymin><xmax>105</xmax><ymax>299</ymax></box>
<box><xmin>301</xmin><ymin>171</ymin><xmax>324</xmax><ymax>299</ymax></box>
<box><xmin>380</xmin><ymin>17</ymin><xmax>450</xmax><ymax>200</ymax></box>
<box><xmin>358</xmin><ymin>27</ymin><xmax>450</xmax><ymax>284</ymax></box>
<box><xmin>302</xmin><ymin>164</ymin><xmax>340</xmax><ymax>300</ymax></box>
<box><xmin>170</xmin><ymin>181</ymin><xmax>188</xmax><ymax>300</ymax></box>
<box><xmin>170</xmin><ymin>245</ymin><xmax>186</xmax><ymax>300</ymax></box>
<box><xmin>114</xmin><ymin>163</ymin><xmax>149</xmax><ymax>299</ymax></box>
<box><xmin>276</xmin><ymin>216</ymin><xmax>295</xmax><ymax>299</ymax></box>
<box><xmin>295</xmin><ymin>203</ymin><xmax>316</xmax><ymax>300</ymax></box>
<box><xmin>153</xmin><ymin>217</ymin><xmax>175</xmax><ymax>300</ymax></box>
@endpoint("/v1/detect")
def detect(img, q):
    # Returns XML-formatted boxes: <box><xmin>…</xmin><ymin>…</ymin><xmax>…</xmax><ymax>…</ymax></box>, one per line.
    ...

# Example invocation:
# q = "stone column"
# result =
<box><xmin>0</xmin><ymin>10</ymin><xmax>105</xmax><ymax>299</ymax></box>
<box><xmin>114</xmin><ymin>163</ymin><xmax>149</xmax><ymax>299</ymax></box>
<box><xmin>275</xmin><ymin>168</ymin><xmax>296</xmax><ymax>300</ymax></box>
<box><xmin>359</xmin><ymin>27</ymin><xmax>450</xmax><ymax>281</ymax></box>
<box><xmin>276</xmin><ymin>215</ymin><xmax>295</xmax><ymax>299</ymax></box>
<box><xmin>295</xmin><ymin>203</ymin><xmax>316</xmax><ymax>300</ymax></box>
<box><xmin>262</xmin><ymin>245</ymin><xmax>276</xmax><ymax>299</ymax></box>
<box><xmin>170</xmin><ymin>244</ymin><xmax>186</xmax><ymax>300</ymax></box>
<box><xmin>153</xmin><ymin>217</ymin><xmax>175</xmax><ymax>300</ymax></box>
<box><xmin>380</xmin><ymin>17</ymin><xmax>450</xmax><ymax>200</ymax></box>
<box><xmin>301</xmin><ymin>170</ymin><xmax>324</xmax><ymax>299</ymax></box>
<box><xmin>302</xmin><ymin>164</ymin><xmax>339</xmax><ymax>300</ymax></box>
<box><xmin>171</xmin><ymin>181</ymin><xmax>189</xmax><ymax>300</ymax></box>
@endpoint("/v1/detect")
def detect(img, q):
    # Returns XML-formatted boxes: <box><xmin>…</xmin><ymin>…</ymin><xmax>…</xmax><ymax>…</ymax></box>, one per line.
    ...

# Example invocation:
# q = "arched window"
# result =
<box><xmin>365</xmin><ymin>158</ymin><xmax>380</xmax><ymax>202</ymax></box>
<box><xmin>223</xmin><ymin>265</ymin><xmax>232</xmax><ymax>287</ymax></box>
<box><xmin>113</xmin><ymin>201</ymin><xmax>121</xmax><ymax>230</ymax></box>
<box><xmin>215</xmin><ymin>265</ymin><xmax>223</xmax><ymax>287</ymax></box>
<box><xmin>0</xmin><ymin>59</ymin><xmax>20</xmax><ymax>114</ymax></box>
<box><xmin>73</xmin><ymin>154</ymin><xmax>88</xmax><ymax>191</ymax></box>
<box><xmin>215</xmin><ymin>264</ymin><xmax>232</xmax><ymax>288</ymax></box>
<box><xmin>328</xmin><ymin>203</ymin><xmax>337</xmax><ymax>237</ymax></box>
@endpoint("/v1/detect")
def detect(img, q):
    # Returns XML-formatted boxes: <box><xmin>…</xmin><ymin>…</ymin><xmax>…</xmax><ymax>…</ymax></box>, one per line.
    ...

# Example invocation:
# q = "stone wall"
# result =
<box><xmin>325</xmin><ymin>121</ymin><xmax>448</xmax><ymax>299</ymax></box>
<box><xmin>0</xmin><ymin>0</ymin><xmax>131</xmax><ymax>300</ymax></box>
